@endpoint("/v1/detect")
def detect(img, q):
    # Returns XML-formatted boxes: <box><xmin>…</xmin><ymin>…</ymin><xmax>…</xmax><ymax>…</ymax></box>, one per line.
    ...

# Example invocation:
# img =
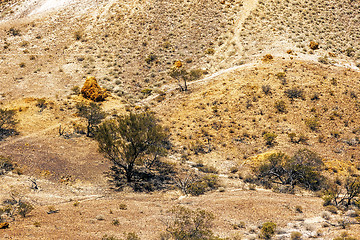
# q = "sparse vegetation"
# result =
<box><xmin>165</xmin><ymin>206</ymin><xmax>218</xmax><ymax>240</ymax></box>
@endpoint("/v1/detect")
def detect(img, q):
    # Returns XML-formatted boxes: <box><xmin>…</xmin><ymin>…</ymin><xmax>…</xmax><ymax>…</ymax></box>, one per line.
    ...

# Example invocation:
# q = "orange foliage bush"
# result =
<box><xmin>309</xmin><ymin>41</ymin><xmax>319</xmax><ymax>50</ymax></box>
<box><xmin>80</xmin><ymin>76</ymin><xmax>107</xmax><ymax>102</ymax></box>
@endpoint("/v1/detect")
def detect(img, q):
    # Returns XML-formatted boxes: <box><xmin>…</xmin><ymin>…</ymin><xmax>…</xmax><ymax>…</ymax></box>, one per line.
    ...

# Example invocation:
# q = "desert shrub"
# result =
<box><xmin>187</xmin><ymin>174</ymin><xmax>220</xmax><ymax>196</ymax></box>
<box><xmin>102</xmin><ymin>235</ymin><xmax>120</xmax><ymax>240</ymax></box>
<box><xmin>284</xmin><ymin>87</ymin><xmax>305</xmax><ymax>100</ymax></box>
<box><xmin>230</xmin><ymin>166</ymin><xmax>238</xmax><ymax>173</ymax></box>
<box><xmin>8</xmin><ymin>28</ymin><xmax>21</xmax><ymax>36</ymax></box>
<box><xmin>165</xmin><ymin>206</ymin><xmax>216</xmax><ymax>240</ymax></box>
<box><xmin>0</xmin><ymin>156</ymin><xmax>14</xmax><ymax>175</ymax></box>
<box><xmin>254</xmin><ymin>149</ymin><xmax>324</xmax><ymax>191</ymax></box>
<box><xmin>145</xmin><ymin>54</ymin><xmax>157</xmax><ymax>64</ymax></box>
<box><xmin>189</xmin><ymin>140</ymin><xmax>207</xmax><ymax>154</ymax></box>
<box><xmin>33</xmin><ymin>221</ymin><xmax>41</xmax><ymax>227</ymax></box>
<box><xmin>205</xmin><ymin>48</ymin><xmax>215</xmax><ymax>55</ymax></box>
<box><xmin>309</xmin><ymin>41</ymin><xmax>319</xmax><ymax>50</ymax></box>
<box><xmin>318</xmin><ymin>56</ymin><xmax>329</xmax><ymax>64</ymax></box>
<box><xmin>322</xmin><ymin>176</ymin><xmax>360</xmax><ymax>207</ymax></box>
<box><xmin>36</xmin><ymin>98</ymin><xmax>47</xmax><ymax>111</ymax></box>
<box><xmin>112</xmin><ymin>219</ymin><xmax>120</xmax><ymax>225</ymax></box>
<box><xmin>288</xmin><ymin>133</ymin><xmax>308</xmax><ymax>144</ymax></box>
<box><xmin>189</xmin><ymin>69</ymin><xmax>206</xmax><ymax>81</ymax></box>
<box><xmin>263</xmin><ymin>132</ymin><xmax>277</xmax><ymax>146</ymax></box>
<box><xmin>1</xmin><ymin>192</ymin><xmax>34</xmax><ymax>219</ymax></box>
<box><xmin>141</xmin><ymin>89</ymin><xmax>152</xmax><ymax>95</ymax></box>
<box><xmin>295</xmin><ymin>206</ymin><xmax>303</xmax><ymax>213</ymax></box>
<box><xmin>325</xmin><ymin>205</ymin><xmax>338</xmax><ymax>214</ymax></box>
<box><xmin>260</xmin><ymin>222</ymin><xmax>276</xmax><ymax>239</ymax></box>
<box><xmin>305</xmin><ymin>118</ymin><xmax>320</xmax><ymax>131</ymax></box>
<box><xmin>262</xmin><ymin>54</ymin><xmax>273</xmax><ymax>61</ymax></box>
<box><xmin>0</xmin><ymin>108</ymin><xmax>17</xmax><ymax>139</ymax></box>
<box><xmin>74</xmin><ymin>31</ymin><xmax>83</xmax><ymax>40</ymax></box>
<box><xmin>262</xmin><ymin>85</ymin><xmax>272</xmax><ymax>95</ymax></box>
<box><xmin>71</xmin><ymin>86</ymin><xmax>80</xmax><ymax>95</ymax></box>
<box><xmin>169</xmin><ymin>63</ymin><xmax>189</xmax><ymax>91</ymax></box>
<box><xmin>290</xmin><ymin>231</ymin><xmax>302</xmax><ymax>240</ymax></box>
<box><xmin>124</xmin><ymin>232</ymin><xmax>141</xmax><ymax>240</ymax></box>
<box><xmin>187</xmin><ymin>181</ymin><xmax>207</xmax><ymax>196</ymax></box>
<box><xmin>274</xmin><ymin>100</ymin><xmax>287</xmax><ymax>113</ymax></box>
<box><xmin>119</xmin><ymin>203</ymin><xmax>127</xmax><ymax>210</ymax></box>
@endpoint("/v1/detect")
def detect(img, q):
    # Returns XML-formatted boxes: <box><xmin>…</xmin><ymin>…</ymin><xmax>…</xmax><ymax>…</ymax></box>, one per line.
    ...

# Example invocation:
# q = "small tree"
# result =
<box><xmin>0</xmin><ymin>108</ymin><xmax>17</xmax><ymax>139</ymax></box>
<box><xmin>95</xmin><ymin>111</ymin><xmax>169</xmax><ymax>185</ymax></box>
<box><xmin>323</xmin><ymin>176</ymin><xmax>360</xmax><ymax>207</ymax></box>
<box><xmin>76</xmin><ymin>102</ymin><xmax>106</xmax><ymax>137</ymax></box>
<box><xmin>169</xmin><ymin>61</ymin><xmax>189</xmax><ymax>91</ymax></box>
<box><xmin>255</xmin><ymin>149</ymin><xmax>324</xmax><ymax>191</ymax></box>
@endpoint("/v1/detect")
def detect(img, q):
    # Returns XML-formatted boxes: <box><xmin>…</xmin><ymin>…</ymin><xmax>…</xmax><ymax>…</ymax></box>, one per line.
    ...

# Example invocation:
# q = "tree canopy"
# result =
<box><xmin>95</xmin><ymin>111</ymin><xmax>170</xmax><ymax>190</ymax></box>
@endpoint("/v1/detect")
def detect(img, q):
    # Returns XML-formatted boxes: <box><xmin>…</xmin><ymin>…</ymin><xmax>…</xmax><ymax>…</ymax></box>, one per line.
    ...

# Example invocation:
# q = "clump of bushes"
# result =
<box><xmin>253</xmin><ymin>149</ymin><xmax>325</xmax><ymax>191</ymax></box>
<box><xmin>284</xmin><ymin>87</ymin><xmax>305</xmax><ymax>100</ymax></box>
<box><xmin>187</xmin><ymin>174</ymin><xmax>220</xmax><ymax>196</ymax></box>
<box><xmin>260</xmin><ymin>222</ymin><xmax>276</xmax><ymax>239</ymax></box>
<box><xmin>263</xmin><ymin>132</ymin><xmax>277</xmax><ymax>146</ymax></box>
<box><xmin>165</xmin><ymin>206</ymin><xmax>220</xmax><ymax>240</ymax></box>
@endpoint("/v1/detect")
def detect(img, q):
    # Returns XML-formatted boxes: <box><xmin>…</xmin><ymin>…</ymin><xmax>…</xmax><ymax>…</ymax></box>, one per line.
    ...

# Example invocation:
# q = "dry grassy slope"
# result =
<box><xmin>0</xmin><ymin>0</ymin><xmax>243</xmax><ymax>102</ymax></box>
<box><xmin>156</xmin><ymin>58</ymin><xmax>360</xmax><ymax>174</ymax></box>
<box><xmin>237</xmin><ymin>0</ymin><xmax>360</xmax><ymax>63</ymax></box>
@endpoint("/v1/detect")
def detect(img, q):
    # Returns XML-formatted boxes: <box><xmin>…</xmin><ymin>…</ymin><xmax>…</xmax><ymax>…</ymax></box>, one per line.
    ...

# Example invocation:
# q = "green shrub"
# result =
<box><xmin>166</xmin><ymin>207</ymin><xmax>215</xmax><ymax>240</ymax></box>
<box><xmin>18</xmin><ymin>202</ymin><xmax>33</xmax><ymax>217</ymax></box>
<box><xmin>124</xmin><ymin>232</ymin><xmax>141</xmax><ymax>240</ymax></box>
<box><xmin>284</xmin><ymin>87</ymin><xmax>305</xmax><ymax>100</ymax></box>
<box><xmin>119</xmin><ymin>203</ymin><xmax>127</xmax><ymax>210</ymax></box>
<box><xmin>187</xmin><ymin>174</ymin><xmax>220</xmax><ymax>196</ymax></box>
<box><xmin>290</xmin><ymin>231</ymin><xmax>302</xmax><ymax>240</ymax></box>
<box><xmin>0</xmin><ymin>156</ymin><xmax>14</xmax><ymax>175</ymax></box>
<box><xmin>274</xmin><ymin>100</ymin><xmax>287</xmax><ymax>113</ymax></box>
<box><xmin>145</xmin><ymin>54</ymin><xmax>157</xmax><ymax>64</ymax></box>
<box><xmin>305</xmin><ymin>118</ymin><xmax>320</xmax><ymax>131</ymax></box>
<box><xmin>260</xmin><ymin>222</ymin><xmax>276</xmax><ymax>239</ymax></box>
<box><xmin>263</xmin><ymin>132</ymin><xmax>277</xmax><ymax>146</ymax></box>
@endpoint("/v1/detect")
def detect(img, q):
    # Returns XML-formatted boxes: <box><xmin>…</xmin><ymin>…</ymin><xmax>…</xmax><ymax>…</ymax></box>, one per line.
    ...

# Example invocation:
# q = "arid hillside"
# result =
<box><xmin>0</xmin><ymin>0</ymin><xmax>360</xmax><ymax>239</ymax></box>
